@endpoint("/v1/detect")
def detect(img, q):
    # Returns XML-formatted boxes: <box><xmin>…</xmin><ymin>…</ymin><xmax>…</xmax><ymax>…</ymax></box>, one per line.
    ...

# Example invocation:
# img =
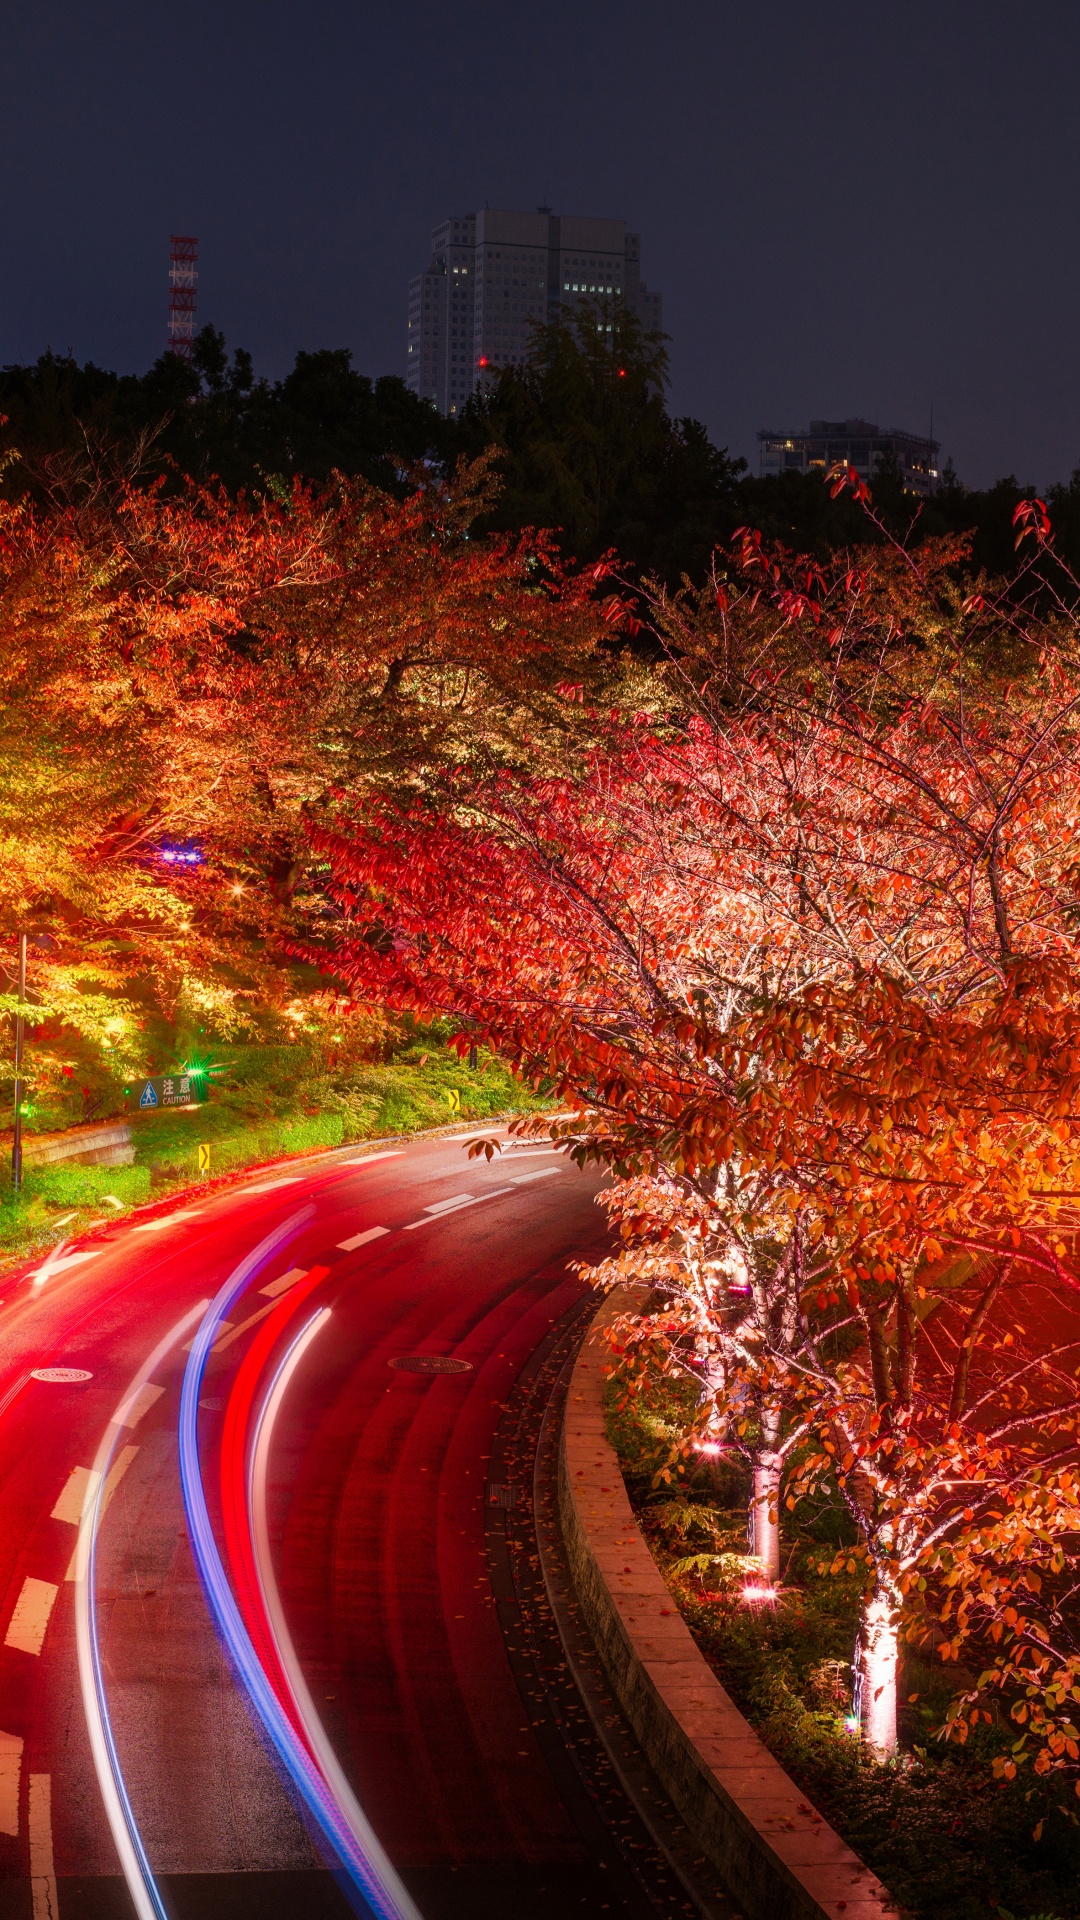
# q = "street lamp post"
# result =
<box><xmin>12</xmin><ymin>932</ymin><xmax>26</xmax><ymax>1192</ymax></box>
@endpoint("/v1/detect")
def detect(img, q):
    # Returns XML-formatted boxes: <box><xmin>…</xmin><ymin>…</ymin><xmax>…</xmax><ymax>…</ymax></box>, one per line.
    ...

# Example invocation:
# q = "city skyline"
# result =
<box><xmin>3</xmin><ymin>3</ymin><xmax>1080</xmax><ymax>486</ymax></box>
<box><xmin>405</xmin><ymin>205</ymin><xmax>662</xmax><ymax>416</ymax></box>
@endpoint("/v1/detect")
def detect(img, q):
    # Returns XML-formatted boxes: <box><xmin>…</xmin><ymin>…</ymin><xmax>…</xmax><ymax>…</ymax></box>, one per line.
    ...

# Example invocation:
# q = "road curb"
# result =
<box><xmin>558</xmin><ymin>1285</ymin><xmax>897</xmax><ymax>1920</ymax></box>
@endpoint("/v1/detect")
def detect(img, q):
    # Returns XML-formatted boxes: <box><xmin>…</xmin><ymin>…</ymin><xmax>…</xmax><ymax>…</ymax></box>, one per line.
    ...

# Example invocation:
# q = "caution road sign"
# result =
<box><xmin>133</xmin><ymin>1071</ymin><xmax>208</xmax><ymax>1110</ymax></box>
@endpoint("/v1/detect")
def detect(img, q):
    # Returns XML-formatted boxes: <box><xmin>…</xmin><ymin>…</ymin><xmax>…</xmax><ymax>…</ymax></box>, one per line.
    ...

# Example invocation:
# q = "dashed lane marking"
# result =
<box><xmin>63</xmin><ymin>1446</ymin><xmax>139</xmax><ymax>1580</ymax></box>
<box><xmin>509</xmin><ymin>1167</ymin><xmax>564</xmax><ymax>1183</ymax></box>
<box><xmin>131</xmin><ymin>1210</ymin><xmax>203</xmax><ymax>1233</ymax></box>
<box><xmin>0</xmin><ymin>1729</ymin><xmax>22</xmax><ymax>1837</ymax></box>
<box><xmin>207</xmin><ymin>1298</ymin><xmax>286</xmax><ymax>1356</ymax></box>
<box><xmin>336</xmin><ymin>1226</ymin><xmax>391</xmax><ymax>1253</ymax></box>
<box><xmin>115</xmin><ymin>1381</ymin><xmax>164</xmax><ymax>1429</ymax></box>
<box><xmin>337</xmin><ymin>1150</ymin><xmax>405</xmax><ymax>1166</ymax></box>
<box><xmin>28</xmin><ymin>1772</ymin><xmax>56</xmax><ymax>1920</ymax></box>
<box><xmin>259</xmin><ymin>1266</ymin><xmax>308</xmax><ymax>1299</ymax></box>
<box><xmin>241</xmin><ymin>1177</ymin><xmax>303</xmax><ymax>1193</ymax></box>
<box><xmin>5</xmin><ymin>1578</ymin><xmax>59</xmax><ymax>1656</ymax></box>
<box><xmin>51</xmin><ymin>1466</ymin><xmax>100</xmax><ymax>1526</ymax></box>
<box><xmin>403</xmin><ymin>1187</ymin><xmax>515</xmax><ymax>1229</ymax></box>
<box><xmin>183</xmin><ymin>1320</ymin><xmax>233</xmax><ymax>1352</ymax></box>
<box><xmin>26</xmin><ymin>1249</ymin><xmax>98</xmax><ymax>1279</ymax></box>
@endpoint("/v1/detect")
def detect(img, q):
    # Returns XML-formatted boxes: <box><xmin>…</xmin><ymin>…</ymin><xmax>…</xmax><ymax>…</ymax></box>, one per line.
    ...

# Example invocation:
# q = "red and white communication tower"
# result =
<box><xmin>167</xmin><ymin>235</ymin><xmax>198</xmax><ymax>359</ymax></box>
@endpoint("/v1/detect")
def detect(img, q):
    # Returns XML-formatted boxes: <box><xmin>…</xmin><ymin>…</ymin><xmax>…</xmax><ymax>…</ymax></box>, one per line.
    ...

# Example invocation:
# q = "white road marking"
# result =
<box><xmin>242</xmin><ymin>1177</ymin><xmax>303</xmax><ymax>1193</ymax></box>
<box><xmin>52</xmin><ymin>1465</ymin><xmax>101</xmax><ymax>1526</ymax></box>
<box><xmin>64</xmin><ymin>1447</ymin><xmax>139</xmax><ymax>1580</ymax></box>
<box><xmin>338</xmin><ymin>1150</ymin><xmax>405</xmax><ymax>1166</ymax></box>
<box><xmin>248</xmin><ymin>1308</ymin><xmax>424</xmax><ymax>1920</ymax></box>
<box><xmin>260</xmin><ymin>1266</ymin><xmax>308</xmax><ymax>1299</ymax></box>
<box><xmin>73</xmin><ymin>1302</ymin><xmax>205</xmax><ymax>1920</ymax></box>
<box><xmin>131</xmin><ymin>1210</ymin><xmax>202</xmax><ymax>1233</ymax></box>
<box><xmin>208</xmin><ymin>1298</ymin><xmax>284</xmax><ymax>1355</ymax></box>
<box><xmin>425</xmin><ymin>1194</ymin><xmax>476</xmax><ymax>1214</ymax></box>
<box><xmin>0</xmin><ymin>1729</ymin><xmax>22</xmax><ymax>1837</ymax></box>
<box><xmin>28</xmin><ymin>1772</ymin><xmax>55</xmax><ymax>1920</ymax></box>
<box><xmin>510</xmin><ymin>1166</ymin><xmax>564</xmax><ymax>1183</ymax></box>
<box><xmin>403</xmin><ymin>1187</ymin><xmax>514</xmax><ymax>1229</ymax></box>
<box><xmin>183</xmin><ymin>1320</ymin><xmax>233</xmax><ymax>1352</ymax></box>
<box><xmin>5</xmin><ymin>1578</ymin><xmax>59</xmax><ymax>1656</ymax></box>
<box><xmin>115</xmin><ymin>1382</ymin><xmax>164</xmax><ymax>1429</ymax></box>
<box><xmin>28</xmin><ymin>1249</ymin><xmax>98</xmax><ymax>1281</ymax></box>
<box><xmin>336</xmin><ymin>1226</ymin><xmax>391</xmax><ymax>1253</ymax></box>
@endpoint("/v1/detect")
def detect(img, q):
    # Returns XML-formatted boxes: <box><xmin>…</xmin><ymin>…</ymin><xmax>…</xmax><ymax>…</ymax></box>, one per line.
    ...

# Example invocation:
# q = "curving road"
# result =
<box><xmin>0</xmin><ymin>1128</ymin><xmax>725</xmax><ymax>1920</ymax></box>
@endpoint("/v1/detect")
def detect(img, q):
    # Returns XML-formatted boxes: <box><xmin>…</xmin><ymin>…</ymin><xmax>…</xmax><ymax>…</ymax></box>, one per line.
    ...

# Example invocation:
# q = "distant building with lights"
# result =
<box><xmin>406</xmin><ymin>207</ymin><xmax>663</xmax><ymax>416</ymax></box>
<box><xmin>757</xmin><ymin>418</ymin><xmax>940</xmax><ymax>497</ymax></box>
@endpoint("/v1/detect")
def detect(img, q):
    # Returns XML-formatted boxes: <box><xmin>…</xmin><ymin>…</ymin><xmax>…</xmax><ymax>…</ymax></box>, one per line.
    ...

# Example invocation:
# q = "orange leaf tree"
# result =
<box><xmin>311</xmin><ymin>500</ymin><xmax>1080</xmax><ymax>1760</ymax></box>
<box><xmin>0</xmin><ymin>455</ymin><xmax>614</xmax><ymax>1101</ymax></box>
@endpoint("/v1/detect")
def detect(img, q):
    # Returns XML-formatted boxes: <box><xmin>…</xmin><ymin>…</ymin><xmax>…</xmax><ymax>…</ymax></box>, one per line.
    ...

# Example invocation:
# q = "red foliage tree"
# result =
<box><xmin>311</xmin><ymin>507</ymin><xmax>1080</xmax><ymax>1759</ymax></box>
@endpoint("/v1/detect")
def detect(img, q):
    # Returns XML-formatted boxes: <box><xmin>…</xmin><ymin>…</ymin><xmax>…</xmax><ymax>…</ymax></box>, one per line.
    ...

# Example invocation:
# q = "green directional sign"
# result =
<box><xmin>132</xmin><ymin>1071</ymin><xmax>208</xmax><ymax>1110</ymax></box>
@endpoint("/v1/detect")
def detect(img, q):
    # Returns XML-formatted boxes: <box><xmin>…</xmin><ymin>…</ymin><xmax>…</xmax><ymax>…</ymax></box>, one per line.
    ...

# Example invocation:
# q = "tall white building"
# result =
<box><xmin>406</xmin><ymin>207</ymin><xmax>663</xmax><ymax>416</ymax></box>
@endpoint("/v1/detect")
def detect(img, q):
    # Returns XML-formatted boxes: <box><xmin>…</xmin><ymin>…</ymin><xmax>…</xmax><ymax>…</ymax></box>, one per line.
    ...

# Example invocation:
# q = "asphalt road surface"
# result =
<box><xmin>0</xmin><ymin>1128</ymin><xmax>731</xmax><ymax>1920</ymax></box>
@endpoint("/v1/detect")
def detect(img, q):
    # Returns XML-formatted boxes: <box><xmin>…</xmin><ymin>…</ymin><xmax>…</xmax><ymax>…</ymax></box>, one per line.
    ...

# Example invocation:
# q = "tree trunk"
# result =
<box><xmin>750</xmin><ymin>1451</ymin><xmax>782</xmax><ymax>1584</ymax></box>
<box><xmin>858</xmin><ymin>1588</ymin><xmax>899</xmax><ymax>1759</ymax></box>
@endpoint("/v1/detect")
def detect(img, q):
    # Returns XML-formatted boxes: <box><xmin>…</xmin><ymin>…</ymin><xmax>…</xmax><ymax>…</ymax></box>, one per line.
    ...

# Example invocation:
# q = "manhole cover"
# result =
<box><xmin>31</xmin><ymin>1367</ymin><xmax>93</xmax><ymax>1384</ymax></box>
<box><xmin>388</xmin><ymin>1355</ymin><xmax>473</xmax><ymax>1375</ymax></box>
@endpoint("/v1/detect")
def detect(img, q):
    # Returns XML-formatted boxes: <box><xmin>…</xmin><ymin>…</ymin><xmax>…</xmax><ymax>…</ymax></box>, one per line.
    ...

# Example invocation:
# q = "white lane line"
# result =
<box><xmin>73</xmin><ymin>1299</ymin><xmax>207</xmax><ymax>1920</ymax></box>
<box><xmin>28</xmin><ymin>1772</ymin><xmax>55</xmax><ymax>1920</ymax></box>
<box><xmin>425</xmin><ymin>1193</ymin><xmax>476</xmax><ymax>1214</ymax></box>
<box><xmin>115</xmin><ymin>1382</ymin><xmax>165</xmax><ymax>1430</ymax></box>
<box><xmin>5</xmin><ymin>1578</ymin><xmax>59</xmax><ymax>1656</ymax></box>
<box><xmin>52</xmin><ymin>1466</ymin><xmax>101</xmax><ymax>1526</ymax></box>
<box><xmin>402</xmin><ymin>1187</ymin><xmax>515</xmax><ymax>1230</ymax></box>
<box><xmin>338</xmin><ymin>1150</ymin><xmax>405</xmax><ymax>1166</ymax></box>
<box><xmin>182</xmin><ymin>1320</ymin><xmax>233</xmax><ymax>1352</ymax></box>
<box><xmin>250</xmin><ymin>1309</ymin><xmax>423</xmax><ymax>1920</ymax></box>
<box><xmin>0</xmin><ymin>1372</ymin><xmax>31</xmax><ymax>1420</ymax></box>
<box><xmin>131</xmin><ymin>1210</ymin><xmax>202</xmax><ymax>1233</ymax></box>
<box><xmin>336</xmin><ymin>1226</ymin><xmax>391</xmax><ymax>1253</ymax></box>
<box><xmin>64</xmin><ymin>1447</ymin><xmax>139</xmax><ymax>1579</ymax></box>
<box><xmin>242</xmin><ymin>1177</ymin><xmax>303</xmax><ymax>1193</ymax></box>
<box><xmin>259</xmin><ymin>1266</ymin><xmax>308</xmax><ymax>1299</ymax></box>
<box><xmin>510</xmin><ymin>1166</ymin><xmax>564</xmax><ymax>1183</ymax></box>
<box><xmin>0</xmin><ymin>1729</ymin><xmax>22</xmax><ymax>1837</ymax></box>
<box><xmin>207</xmin><ymin>1298</ymin><xmax>283</xmax><ymax>1356</ymax></box>
<box><xmin>28</xmin><ymin>1249</ymin><xmax>98</xmax><ymax>1284</ymax></box>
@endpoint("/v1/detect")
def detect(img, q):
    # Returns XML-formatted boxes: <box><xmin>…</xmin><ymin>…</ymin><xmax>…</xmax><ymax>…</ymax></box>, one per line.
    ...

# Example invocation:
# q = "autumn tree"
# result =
<box><xmin>310</xmin><ymin>487</ymin><xmax>1080</xmax><ymax>1763</ymax></box>
<box><xmin>0</xmin><ymin>453</ymin><xmax>618</xmax><ymax>1109</ymax></box>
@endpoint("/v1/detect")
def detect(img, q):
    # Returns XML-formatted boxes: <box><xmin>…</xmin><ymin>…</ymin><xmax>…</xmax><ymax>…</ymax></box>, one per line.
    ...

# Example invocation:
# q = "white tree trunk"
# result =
<box><xmin>859</xmin><ymin>1590</ymin><xmax>899</xmax><ymax>1758</ymax></box>
<box><xmin>750</xmin><ymin>1452</ymin><xmax>782</xmax><ymax>1583</ymax></box>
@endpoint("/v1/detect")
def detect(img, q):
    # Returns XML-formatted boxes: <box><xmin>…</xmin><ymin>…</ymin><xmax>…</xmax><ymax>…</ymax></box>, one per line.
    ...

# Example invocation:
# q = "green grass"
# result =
<box><xmin>606</xmin><ymin>1369</ymin><xmax>1080</xmax><ymax>1920</ymax></box>
<box><xmin>0</xmin><ymin>1034</ymin><xmax>542</xmax><ymax>1268</ymax></box>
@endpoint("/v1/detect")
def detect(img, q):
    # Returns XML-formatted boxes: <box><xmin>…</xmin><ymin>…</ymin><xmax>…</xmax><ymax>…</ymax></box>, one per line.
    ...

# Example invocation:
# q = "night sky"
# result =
<box><xmin>2</xmin><ymin>1</ymin><xmax>1079</xmax><ymax>488</ymax></box>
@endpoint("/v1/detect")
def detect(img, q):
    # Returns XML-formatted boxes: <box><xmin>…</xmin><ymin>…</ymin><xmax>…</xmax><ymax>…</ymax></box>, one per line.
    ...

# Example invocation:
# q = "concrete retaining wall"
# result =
<box><xmin>559</xmin><ymin>1286</ymin><xmax>896</xmax><ymax>1920</ymax></box>
<box><xmin>14</xmin><ymin>1121</ymin><xmax>134</xmax><ymax>1169</ymax></box>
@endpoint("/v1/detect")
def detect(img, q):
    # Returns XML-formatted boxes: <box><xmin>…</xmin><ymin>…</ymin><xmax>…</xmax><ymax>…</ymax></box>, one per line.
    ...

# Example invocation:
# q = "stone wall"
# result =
<box><xmin>559</xmin><ymin>1287</ymin><xmax>895</xmax><ymax>1920</ymax></box>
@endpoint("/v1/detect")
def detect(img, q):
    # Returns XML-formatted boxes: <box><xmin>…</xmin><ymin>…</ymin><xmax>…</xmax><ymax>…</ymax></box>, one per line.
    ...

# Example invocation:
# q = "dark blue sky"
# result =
<box><xmin>2</xmin><ymin>0</ymin><xmax>1078</xmax><ymax>487</ymax></box>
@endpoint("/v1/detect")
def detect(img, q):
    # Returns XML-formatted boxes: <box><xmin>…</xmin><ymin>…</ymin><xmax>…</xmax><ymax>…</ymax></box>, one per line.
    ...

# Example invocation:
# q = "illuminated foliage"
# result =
<box><xmin>314</xmin><ymin>488</ymin><xmax>1080</xmax><ymax>1765</ymax></box>
<box><xmin>0</xmin><ymin>455</ymin><xmax>614</xmax><ymax>1102</ymax></box>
